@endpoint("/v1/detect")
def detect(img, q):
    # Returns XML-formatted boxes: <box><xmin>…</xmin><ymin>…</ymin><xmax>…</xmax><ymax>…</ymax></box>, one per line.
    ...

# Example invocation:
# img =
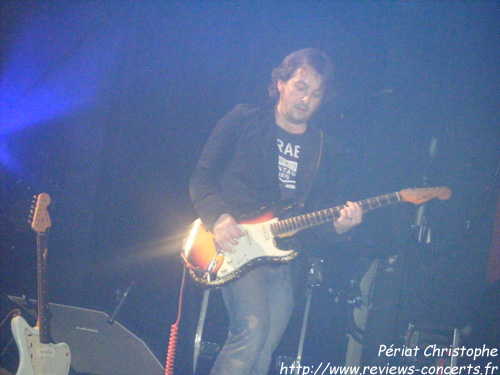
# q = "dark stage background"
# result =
<box><xmin>1</xmin><ymin>1</ymin><xmax>500</xmax><ymax>374</ymax></box>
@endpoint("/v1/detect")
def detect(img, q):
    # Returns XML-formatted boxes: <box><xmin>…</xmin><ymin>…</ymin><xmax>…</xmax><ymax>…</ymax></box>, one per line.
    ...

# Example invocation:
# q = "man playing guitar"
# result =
<box><xmin>189</xmin><ymin>48</ymin><xmax>362</xmax><ymax>375</ymax></box>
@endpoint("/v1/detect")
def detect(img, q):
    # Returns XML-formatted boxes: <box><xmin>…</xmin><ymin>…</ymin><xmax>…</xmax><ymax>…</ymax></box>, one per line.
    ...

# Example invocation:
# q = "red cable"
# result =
<box><xmin>165</xmin><ymin>264</ymin><xmax>187</xmax><ymax>375</ymax></box>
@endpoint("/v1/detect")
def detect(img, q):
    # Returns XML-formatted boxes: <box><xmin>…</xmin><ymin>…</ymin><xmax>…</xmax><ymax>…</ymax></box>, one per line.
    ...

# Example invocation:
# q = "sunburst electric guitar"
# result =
<box><xmin>11</xmin><ymin>193</ymin><xmax>71</xmax><ymax>375</ymax></box>
<box><xmin>182</xmin><ymin>187</ymin><xmax>451</xmax><ymax>288</ymax></box>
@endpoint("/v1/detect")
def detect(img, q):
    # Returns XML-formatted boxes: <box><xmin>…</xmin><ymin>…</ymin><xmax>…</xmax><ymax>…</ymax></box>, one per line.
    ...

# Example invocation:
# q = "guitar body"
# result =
<box><xmin>11</xmin><ymin>316</ymin><xmax>71</xmax><ymax>375</ymax></box>
<box><xmin>182</xmin><ymin>216</ymin><xmax>297</xmax><ymax>288</ymax></box>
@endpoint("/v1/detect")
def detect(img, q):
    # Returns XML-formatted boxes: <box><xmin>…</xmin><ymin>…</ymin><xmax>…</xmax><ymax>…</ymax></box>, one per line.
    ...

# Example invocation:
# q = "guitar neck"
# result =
<box><xmin>36</xmin><ymin>233</ymin><xmax>51</xmax><ymax>344</ymax></box>
<box><xmin>271</xmin><ymin>192</ymin><xmax>401</xmax><ymax>237</ymax></box>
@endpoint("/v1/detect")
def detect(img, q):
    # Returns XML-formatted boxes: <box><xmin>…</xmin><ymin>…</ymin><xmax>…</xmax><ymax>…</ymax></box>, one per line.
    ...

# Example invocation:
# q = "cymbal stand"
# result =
<box><xmin>293</xmin><ymin>257</ymin><xmax>323</xmax><ymax>374</ymax></box>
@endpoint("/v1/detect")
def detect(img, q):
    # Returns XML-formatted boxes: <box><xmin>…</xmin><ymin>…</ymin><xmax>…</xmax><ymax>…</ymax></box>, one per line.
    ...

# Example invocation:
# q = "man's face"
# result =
<box><xmin>276</xmin><ymin>64</ymin><xmax>325</xmax><ymax>127</ymax></box>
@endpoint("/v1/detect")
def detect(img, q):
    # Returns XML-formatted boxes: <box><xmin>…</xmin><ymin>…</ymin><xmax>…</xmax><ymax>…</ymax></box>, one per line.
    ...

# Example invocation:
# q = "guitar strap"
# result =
<box><xmin>295</xmin><ymin>128</ymin><xmax>324</xmax><ymax>212</ymax></box>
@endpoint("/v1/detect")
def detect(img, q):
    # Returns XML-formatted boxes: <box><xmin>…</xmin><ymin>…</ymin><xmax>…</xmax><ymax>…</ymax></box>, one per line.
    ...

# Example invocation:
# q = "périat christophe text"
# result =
<box><xmin>378</xmin><ymin>344</ymin><xmax>498</xmax><ymax>363</ymax></box>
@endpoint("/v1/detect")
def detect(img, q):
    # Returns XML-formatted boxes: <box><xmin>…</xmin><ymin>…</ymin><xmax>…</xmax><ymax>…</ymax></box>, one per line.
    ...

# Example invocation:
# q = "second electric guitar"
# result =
<box><xmin>11</xmin><ymin>193</ymin><xmax>71</xmax><ymax>375</ymax></box>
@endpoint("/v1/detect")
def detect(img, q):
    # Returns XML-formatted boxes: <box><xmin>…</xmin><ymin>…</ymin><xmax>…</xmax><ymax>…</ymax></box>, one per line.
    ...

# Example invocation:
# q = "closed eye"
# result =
<box><xmin>312</xmin><ymin>90</ymin><xmax>324</xmax><ymax>98</ymax></box>
<box><xmin>295</xmin><ymin>82</ymin><xmax>307</xmax><ymax>91</ymax></box>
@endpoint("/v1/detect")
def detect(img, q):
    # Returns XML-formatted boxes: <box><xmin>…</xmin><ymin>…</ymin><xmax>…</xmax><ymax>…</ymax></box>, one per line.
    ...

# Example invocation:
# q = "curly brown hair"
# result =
<box><xmin>268</xmin><ymin>48</ymin><xmax>334</xmax><ymax>101</ymax></box>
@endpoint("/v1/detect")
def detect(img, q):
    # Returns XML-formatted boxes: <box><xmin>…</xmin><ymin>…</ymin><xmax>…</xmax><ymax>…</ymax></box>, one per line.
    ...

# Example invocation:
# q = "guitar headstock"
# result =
<box><xmin>30</xmin><ymin>193</ymin><xmax>52</xmax><ymax>233</ymax></box>
<box><xmin>399</xmin><ymin>187</ymin><xmax>451</xmax><ymax>205</ymax></box>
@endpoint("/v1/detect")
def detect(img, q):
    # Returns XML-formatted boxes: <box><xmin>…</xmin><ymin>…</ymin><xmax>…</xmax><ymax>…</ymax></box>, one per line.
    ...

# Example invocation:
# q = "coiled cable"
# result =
<box><xmin>165</xmin><ymin>264</ymin><xmax>187</xmax><ymax>375</ymax></box>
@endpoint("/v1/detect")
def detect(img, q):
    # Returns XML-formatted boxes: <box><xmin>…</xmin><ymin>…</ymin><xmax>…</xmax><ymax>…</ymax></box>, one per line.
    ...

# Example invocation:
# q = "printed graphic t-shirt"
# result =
<box><xmin>276</xmin><ymin>126</ymin><xmax>304</xmax><ymax>202</ymax></box>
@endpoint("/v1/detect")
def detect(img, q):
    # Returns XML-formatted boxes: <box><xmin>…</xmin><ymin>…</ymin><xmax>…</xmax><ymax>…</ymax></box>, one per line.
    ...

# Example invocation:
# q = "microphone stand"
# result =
<box><xmin>413</xmin><ymin>137</ymin><xmax>438</xmax><ymax>245</ymax></box>
<box><xmin>107</xmin><ymin>281</ymin><xmax>134</xmax><ymax>325</ymax></box>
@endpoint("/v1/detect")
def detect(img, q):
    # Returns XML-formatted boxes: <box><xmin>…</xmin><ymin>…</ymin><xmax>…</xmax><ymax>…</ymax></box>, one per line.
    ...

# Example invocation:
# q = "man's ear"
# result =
<box><xmin>277</xmin><ymin>80</ymin><xmax>284</xmax><ymax>93</ymax></box>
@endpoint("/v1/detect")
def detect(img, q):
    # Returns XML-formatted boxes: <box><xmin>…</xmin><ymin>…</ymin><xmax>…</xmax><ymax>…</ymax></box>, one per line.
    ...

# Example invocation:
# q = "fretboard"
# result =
<box><xmin>36</xmin><ymin>233</ymin><xmax>51</xmax><ymax>344</ymax></box>
<box><xmin>271</xmin><ymin>192</ymin><xmax>401</xmax><ymax>237</ymax></box>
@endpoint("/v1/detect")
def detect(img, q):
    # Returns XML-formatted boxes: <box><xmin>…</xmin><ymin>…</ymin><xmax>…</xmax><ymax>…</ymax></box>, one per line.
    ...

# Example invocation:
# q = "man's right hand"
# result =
<box><xmin>212</xmin><ymin>213</ymin><xmax>244</xmax><ymax>254</ymax></box>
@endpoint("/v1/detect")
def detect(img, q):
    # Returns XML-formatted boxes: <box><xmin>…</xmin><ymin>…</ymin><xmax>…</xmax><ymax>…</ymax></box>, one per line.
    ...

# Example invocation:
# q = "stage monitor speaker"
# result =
<box><xmin>8</xmin><ymin>296</ymin><xmax>164</xmax><ymax>375</ymax></box>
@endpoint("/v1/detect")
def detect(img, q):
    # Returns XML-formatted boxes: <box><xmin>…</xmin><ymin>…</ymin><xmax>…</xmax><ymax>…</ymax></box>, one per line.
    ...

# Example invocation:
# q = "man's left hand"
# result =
<box><xmin>334</xmin><ymin>201</ymin><xmax>363</xmax><ymax>234</ymax></box>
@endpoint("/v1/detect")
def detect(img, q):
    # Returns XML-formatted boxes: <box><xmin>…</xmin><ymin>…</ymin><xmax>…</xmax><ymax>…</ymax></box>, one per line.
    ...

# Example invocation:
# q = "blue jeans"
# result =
<box><xmin>210</xmin><ymin>264</ymin><xmax>294</xmax><ymax>375</ymax></box>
